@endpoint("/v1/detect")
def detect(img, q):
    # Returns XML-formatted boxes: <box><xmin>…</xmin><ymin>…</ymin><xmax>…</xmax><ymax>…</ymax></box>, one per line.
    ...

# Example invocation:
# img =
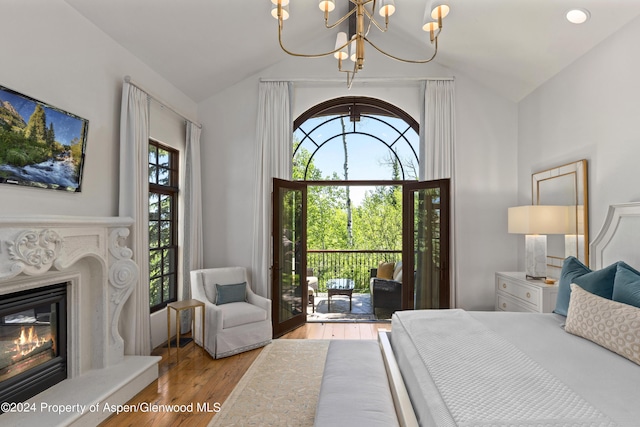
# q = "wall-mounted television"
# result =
<box><xmin>0</xmin><ymin>85</ymin><xmax>88</xmax><ymax>192</ymax></box>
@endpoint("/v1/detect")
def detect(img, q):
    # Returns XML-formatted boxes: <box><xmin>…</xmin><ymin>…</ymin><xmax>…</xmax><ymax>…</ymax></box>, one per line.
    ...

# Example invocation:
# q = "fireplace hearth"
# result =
<box><xmin>0</xmin><ymin>283</ymin><xmax>67</xmax><ymax>408</ymax></box>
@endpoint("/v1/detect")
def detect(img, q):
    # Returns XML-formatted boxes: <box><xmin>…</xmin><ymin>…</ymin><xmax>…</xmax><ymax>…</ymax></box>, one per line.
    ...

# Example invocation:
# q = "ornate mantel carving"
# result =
<box><xmin>5</xmin><ymin>229</ymin><xmax>63</xmax><ymax>277</ymax></box>
<box><xmin>107</xmin><ymin>227</ymin><xmax>139</xmax><ymax>362</ymax></box>
<box><xmin>0</xmin><ymin>216</ymin><xmax>138</xmax><ymax>368</ymax></box>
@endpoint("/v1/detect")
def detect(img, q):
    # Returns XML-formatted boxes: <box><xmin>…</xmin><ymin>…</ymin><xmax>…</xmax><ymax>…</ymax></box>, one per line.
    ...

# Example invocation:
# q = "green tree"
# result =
<box><xmin>45</xmin><ymin>122</ymin><xmax>55</xmax><ymax>148</ymax></box>
<box><xmin>294</xmin><ymin>143</ymin><xmax>349</xmax><ymax>249</ymax></box>
<box><xmin>307</xmin><ymin>182</ymin><xmax>349</xmax><ymax>249</ymax></box>
<box><xmin>294</xmin><ymin>143</ymin><xmax>406</xmax><ymax>252</ymax></box>
<box><xmin>352</xmin><ymin>185</ymin><xmax>402</xmax><ymax>251</ymax></box>
<box><xmin>340</xmin><ymin>116</ymin><xmax>353</xmax><ymax>246</ymax></box>
<box><xmin>23</xmin><ymin>104</ymin><xmax>47</xmax><ymax>143</ymax></box>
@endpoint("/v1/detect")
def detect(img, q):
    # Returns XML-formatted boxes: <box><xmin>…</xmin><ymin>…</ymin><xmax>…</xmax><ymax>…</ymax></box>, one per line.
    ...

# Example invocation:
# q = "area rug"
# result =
<box><xmin>208</xmin><ymin>339</ymin><xmax>330</xmax><ymax>427</ymax></box>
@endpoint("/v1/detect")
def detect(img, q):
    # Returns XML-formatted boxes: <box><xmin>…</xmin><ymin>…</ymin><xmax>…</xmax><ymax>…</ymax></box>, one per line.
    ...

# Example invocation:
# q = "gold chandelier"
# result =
<box><xmin>270</xmin><ymin>0</ymin><xmax>450</xmax><ymax>88</ymax></box>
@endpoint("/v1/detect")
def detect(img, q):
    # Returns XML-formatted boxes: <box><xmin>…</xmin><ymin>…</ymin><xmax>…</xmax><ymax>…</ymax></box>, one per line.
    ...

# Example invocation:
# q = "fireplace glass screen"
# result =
<box><xmin>0</xmin><ymin>283</ymin><xmax>67</xmax><ymax>406</ymax></box>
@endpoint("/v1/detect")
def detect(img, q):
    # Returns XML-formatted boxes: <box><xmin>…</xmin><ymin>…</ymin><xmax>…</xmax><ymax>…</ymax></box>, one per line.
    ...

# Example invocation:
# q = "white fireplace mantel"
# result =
<box><xmin>0</xmin><ymin>215</ymin><xmax>160</xmax><ymax>426</ymax></box>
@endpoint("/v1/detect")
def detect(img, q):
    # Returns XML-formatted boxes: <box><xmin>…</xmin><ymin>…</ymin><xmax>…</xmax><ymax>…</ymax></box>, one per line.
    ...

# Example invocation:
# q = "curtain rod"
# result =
<box><xmin>123</xmin><ymin>76</ymin><xmax>202</xmax><ymax>129</ymax></box>
<box><xmin>259</xmin><ymin>76</ymin><xmax>454</xmax><ymax>83</ymax></box>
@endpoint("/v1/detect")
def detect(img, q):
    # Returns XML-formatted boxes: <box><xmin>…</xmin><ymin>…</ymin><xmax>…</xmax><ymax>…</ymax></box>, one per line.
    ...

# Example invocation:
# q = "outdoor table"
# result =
<box><xmin>326</xmin><ymin>278</ymin><xmax>355</xmax><ymax>312</ymax></box>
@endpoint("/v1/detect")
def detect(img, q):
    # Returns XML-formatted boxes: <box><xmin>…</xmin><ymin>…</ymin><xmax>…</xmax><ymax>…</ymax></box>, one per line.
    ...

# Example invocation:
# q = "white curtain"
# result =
<box><xmin>420</xmin><ymin>80</ymin><xmax>455</xmax><ymax>180</ymax></box>
<box><xmin>419</xmin><ymin>79</ymin><xmax>458</xmax><ymax>307</ymax></box>
<box><xmin>251</xmin><ymin>81</ymin><xmax>293</xmax><ymax>298</ymax></box>
<box><xmin>119</xmin><ymin>81</ymin><xmax>151</xmax><ymax>356</ymax></box>
<box><xmin>180</xmin><ymin>122</ymin><xmax>203</xmax><ymax>331</ymax></box>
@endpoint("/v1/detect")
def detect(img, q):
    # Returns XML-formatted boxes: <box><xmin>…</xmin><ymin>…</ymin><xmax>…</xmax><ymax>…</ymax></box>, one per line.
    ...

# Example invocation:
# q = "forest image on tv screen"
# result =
<box><xmin>0</xmin><ymin>85</ymin><xmax>88</xmax><ymax>192</ymax></box>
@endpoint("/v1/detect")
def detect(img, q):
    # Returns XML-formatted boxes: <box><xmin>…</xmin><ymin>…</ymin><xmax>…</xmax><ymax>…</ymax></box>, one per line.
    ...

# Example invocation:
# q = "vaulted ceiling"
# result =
<box><xmin>64</xmin><ymin>0</ymin><xmax>640</xmax><ymax>103</ymax></box>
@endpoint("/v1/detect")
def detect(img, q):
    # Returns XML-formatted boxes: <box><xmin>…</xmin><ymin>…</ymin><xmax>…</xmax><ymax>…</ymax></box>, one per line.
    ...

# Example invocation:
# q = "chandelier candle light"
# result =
<box><xmin>271</xmin><ymin>0</ymin><xmax>450</xmax><ymax>88</ymax></box>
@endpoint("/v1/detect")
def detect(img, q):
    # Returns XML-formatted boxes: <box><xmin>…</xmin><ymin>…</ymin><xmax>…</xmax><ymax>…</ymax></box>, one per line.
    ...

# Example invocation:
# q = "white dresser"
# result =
<box><xmin>495</xmin><ymin>272</ymin><xmax>559</xmax><ymax>313</ymax></box>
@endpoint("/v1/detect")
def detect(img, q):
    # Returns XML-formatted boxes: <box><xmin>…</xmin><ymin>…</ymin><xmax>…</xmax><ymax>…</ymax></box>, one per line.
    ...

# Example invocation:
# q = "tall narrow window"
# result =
<box><xmin>148</xmin><ymin>140</ymin><xmax>179</xmax><ymax>312</ymax></box>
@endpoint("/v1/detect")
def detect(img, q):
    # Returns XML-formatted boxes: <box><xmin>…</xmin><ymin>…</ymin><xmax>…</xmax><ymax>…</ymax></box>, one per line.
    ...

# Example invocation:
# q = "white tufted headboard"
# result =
<box><xmin>590</xmin><ymin>202</ymin><xmax>640</xmax><ymax>270</ymax></box>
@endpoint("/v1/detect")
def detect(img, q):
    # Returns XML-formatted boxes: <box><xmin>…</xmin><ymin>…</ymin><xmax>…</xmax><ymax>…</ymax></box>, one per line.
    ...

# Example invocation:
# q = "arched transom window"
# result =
<box><xmin>293</xmin><ymin>97</ymin><xmax>419</xmax><ymax>182</ymax></box>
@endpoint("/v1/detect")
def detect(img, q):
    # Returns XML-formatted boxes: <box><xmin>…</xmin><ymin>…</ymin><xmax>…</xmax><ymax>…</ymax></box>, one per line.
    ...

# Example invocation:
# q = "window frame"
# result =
<box><xmin>148</xmin><ymin>139</ymin><xmax>179</xmax><ymax>313</ymax></box>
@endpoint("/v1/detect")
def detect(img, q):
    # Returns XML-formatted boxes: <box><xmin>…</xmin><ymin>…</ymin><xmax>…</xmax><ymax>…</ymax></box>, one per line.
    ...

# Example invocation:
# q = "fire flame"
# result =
<box><xmin>13</xmin><ymin>326</ymin><xmax>49</xmax><ymax>359</ymax></box>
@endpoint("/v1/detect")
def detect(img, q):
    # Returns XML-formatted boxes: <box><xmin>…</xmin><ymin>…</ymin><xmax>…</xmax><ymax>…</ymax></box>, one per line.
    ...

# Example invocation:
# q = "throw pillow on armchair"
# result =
<box><xmin>377</xmin><ymin>261</ymin><xmax>395</xmax><ymax>279</ymax></box>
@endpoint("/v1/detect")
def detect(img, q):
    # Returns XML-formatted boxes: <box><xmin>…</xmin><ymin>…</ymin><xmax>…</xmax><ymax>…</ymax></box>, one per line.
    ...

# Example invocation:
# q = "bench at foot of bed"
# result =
<box><xmin>314</xmin><ymin>339</ymin><xmax>400</xmax><ymax>427</ymax></box>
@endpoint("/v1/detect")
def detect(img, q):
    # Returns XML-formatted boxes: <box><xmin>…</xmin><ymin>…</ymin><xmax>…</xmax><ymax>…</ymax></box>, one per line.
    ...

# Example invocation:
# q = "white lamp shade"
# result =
<box><xmin>379</xmin><ymin>0</ymin><xmax>396</xmax><ymax>17</ymax></box>
<box><xmin>508</xmin><ymin>205</ymin><xmax>571</xmax><ymax>235</ymax></box>
<box><xmin>349</xmin><ymin>35</ymin><xmax>357</xmax><ymax>62</ymax></box>
<box><xmin>271</xmin><ymin>4</ymin><xmax>289</xmax><ymax>20</ymax></box>
<box><xmin>334</xmin><ymin>32</ymin><xmax>348</xmax><ymax>60</ymax></box>
<box><xmin>423</xmin><ymin>2</ymin><xmax>438</xmax><ymax>31</ymax></box>
<box><xmin>271</xmin><ymin>0</ymin><xmax>290</xmax><ymax>6</ymax></box>
<box><xmin>319</xmin><ymin>0</ymin><xmax>335</xmax><ymax>12</ymax></box>
<box><xmin>431</xmin><ymin>0</ymin><xmax>450</xmax><ymax>20</ymax></box>
<box><xmin>422</xmin><ymin>20</ymin><xmax>438</xmax><ymax>32</ymax></box>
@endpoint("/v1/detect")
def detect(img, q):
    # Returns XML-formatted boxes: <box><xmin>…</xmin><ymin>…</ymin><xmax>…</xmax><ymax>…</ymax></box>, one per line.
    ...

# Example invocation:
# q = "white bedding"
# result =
<box><xmin>391</xmin><ymin>309</ymin><xmax>640</xmax><ymax>427</ymax></box>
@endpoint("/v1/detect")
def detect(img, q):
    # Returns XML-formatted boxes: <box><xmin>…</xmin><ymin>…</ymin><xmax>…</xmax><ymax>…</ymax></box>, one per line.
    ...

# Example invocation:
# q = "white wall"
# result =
<box><xmin>198</xmin><ymin>44</ymin><xmax>519</xmax><ymax>310</ymax></box>
<box><xmin>0</xmin><ymin>0</ymin><xmax>196</xmax><ymax>218</ymax></box>
<box><xmin>1</xmin><ymin>1</ymin><xmax>197</xmax><ymax>350</ymax></box>
<box><xmin>518</xmin><ymin>15</ymin><xmax>640</xmax><ymax>267</ymax></box>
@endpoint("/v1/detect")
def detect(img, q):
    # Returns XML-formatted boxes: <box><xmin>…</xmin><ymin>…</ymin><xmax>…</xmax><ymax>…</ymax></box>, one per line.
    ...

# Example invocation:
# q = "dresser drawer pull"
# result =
<box><xmin>526</xmin><ymin>292</ymin><xmax>531</xmax><ymax>299</ymax></box>
<box><xmin>502</xmin><ymin>283</ymin><xmax>507</xmax><ymax>289</ymax></box>
<box><xmin>502</xmin><ymin>302</ymin><xmax>507</xmax><ymax>309</ymax></box>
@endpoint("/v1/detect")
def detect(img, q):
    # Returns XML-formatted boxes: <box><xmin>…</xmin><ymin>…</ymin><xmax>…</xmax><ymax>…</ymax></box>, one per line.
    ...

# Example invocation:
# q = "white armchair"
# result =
<box><xmin>190</xmin><ymin>267</ymin><xmax>272</xmax><ymax>359</ymax></box>
<box><xmin>307</xmin><ymin>267</ymin><xmax>318</xmax><ymax>296</ymax></box>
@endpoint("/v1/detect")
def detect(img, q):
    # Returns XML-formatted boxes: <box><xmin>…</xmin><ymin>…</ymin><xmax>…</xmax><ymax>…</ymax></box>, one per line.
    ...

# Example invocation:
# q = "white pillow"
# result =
<box><xmin>393</xmin><ymin>261</ymin><xmax>403</xmax><ymax>283</ymax></box>
<box><xmin>565</xmin><ymin>283</ymin><xmax>640</xmax><ymax>366</ymax></box>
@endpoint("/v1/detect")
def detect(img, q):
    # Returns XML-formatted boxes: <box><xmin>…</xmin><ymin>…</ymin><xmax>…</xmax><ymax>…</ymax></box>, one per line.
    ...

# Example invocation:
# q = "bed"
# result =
<box><xmin>380</xmin><ymin>202</ymin><xmax>640</xmax><ymax>427</ymax></box>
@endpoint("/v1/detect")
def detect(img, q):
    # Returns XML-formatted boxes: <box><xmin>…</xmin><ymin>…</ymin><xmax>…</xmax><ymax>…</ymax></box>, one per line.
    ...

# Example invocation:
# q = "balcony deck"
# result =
<box><xmin>305</xmin><ymin>249</ymin><xmax>400</xmax><ymax>322</ymax></box>
<box><xmin>306</xmin><ymin>292</ymin><xmax>394</xmax><ymax>322</ymax></box>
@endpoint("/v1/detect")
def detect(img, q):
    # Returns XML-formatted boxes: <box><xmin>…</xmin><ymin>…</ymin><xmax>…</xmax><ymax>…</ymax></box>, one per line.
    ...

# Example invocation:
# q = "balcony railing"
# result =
<box><xmin>308</xmin><ymin>249</ymin><xmax>401</xmax><ymax>293</ymax></box>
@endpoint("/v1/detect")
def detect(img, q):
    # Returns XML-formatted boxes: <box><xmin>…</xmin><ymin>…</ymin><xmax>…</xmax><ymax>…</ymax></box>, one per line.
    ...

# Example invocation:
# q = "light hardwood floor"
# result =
<box><xmin>98</xmin><ymin>322</ymin><xmax>390</xmax><ymax>427</ymax></box>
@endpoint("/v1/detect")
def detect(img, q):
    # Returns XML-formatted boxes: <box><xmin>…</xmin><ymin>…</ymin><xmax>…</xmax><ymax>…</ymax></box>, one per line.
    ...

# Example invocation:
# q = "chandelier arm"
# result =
<box><xmin>362</xmin><ymin>6</ymin><xmax>387</xmax><ymax>34</ymax></box>
<box><xmin>350</xmin><ymin>55</ymin><xmax>358</xmax><ymax>88</ymax></box>
<box><xmin>278</xmin><ymin>24</ymin><xmax>350</xmax><ymax>58</ymax></box>
<box><xmin>338</xmin><ymin>56</ymin><xmax>359</xmax><ymax>89</ymax></box>
<box><xmin>364</xmin><ymin>36</ymin><xmax>439</xmax><ymax>64</ymax></box>
<box><xmin>324</xmin><ymin>8</ymin><xmax>357</xmax><ymax>30</ymax></box>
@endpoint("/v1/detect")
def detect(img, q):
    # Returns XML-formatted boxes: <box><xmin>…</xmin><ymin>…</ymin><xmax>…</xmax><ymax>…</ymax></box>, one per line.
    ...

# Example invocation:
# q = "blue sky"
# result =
<box><xmin>0</xmin><ymin>87</ymin><xmax>86</xmax><ymax>146</ymax></box>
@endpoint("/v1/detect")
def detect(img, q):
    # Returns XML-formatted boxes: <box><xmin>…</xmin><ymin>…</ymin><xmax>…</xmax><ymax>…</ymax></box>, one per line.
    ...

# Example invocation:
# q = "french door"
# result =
<box><xmin>271</xmin><ymin>178</ymin><xmax>450</xmax><ymax>335</ymax></box>
<box><xmin>271</xmin><ymin>178</ymin><xmax>307</xmax><ymax>337</ymax></box>
<box><xmin>402</xmin><ymin>179</ymin><xmax>450</xmax><ymax>309</ymax></box>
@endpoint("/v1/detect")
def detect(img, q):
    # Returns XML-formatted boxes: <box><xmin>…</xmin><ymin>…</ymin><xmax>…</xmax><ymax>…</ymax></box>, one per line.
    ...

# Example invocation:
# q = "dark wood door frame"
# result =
<box><xmin>271</xmin><ymin>178</ymin><xmax>308</xmax><ymax>337</ymax></box>
<box><xmin>402</xmin><ymin>179</ymin><xmax>451</xmax><ymax>310</ymax></box>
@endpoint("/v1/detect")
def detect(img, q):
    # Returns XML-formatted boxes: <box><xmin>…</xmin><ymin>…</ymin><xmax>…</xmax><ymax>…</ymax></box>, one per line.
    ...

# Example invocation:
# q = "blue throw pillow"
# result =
<box><xmin>554</xmin><ymin>256</ymin><xmax>617</xmax><ymax>316</ymax></box>
<box><xmin>215</xmin><ymin>282</ymin><xmax>247</xmax><ymax>305</ymax></box>
<box><xmin>612</xmin><ymin>262</ymin><xmax>640</xmax><ymax>308</ymax></box>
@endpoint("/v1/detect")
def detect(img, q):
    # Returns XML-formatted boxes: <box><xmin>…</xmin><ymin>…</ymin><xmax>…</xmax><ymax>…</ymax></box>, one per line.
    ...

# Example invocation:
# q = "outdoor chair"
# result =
<box><xmin>369</xmin><ymin>261</ymin><xmax>402</xmax><ymax>313</ymax></box>
<box><xmin>307</xmin><ymin>267</ymin><xmax>319</xmax><ymax>295</ymax></box>
<box><xmin>190</xmin><ymin>267</ymin><xmax>272</xmax><ymax>359</ymax></box>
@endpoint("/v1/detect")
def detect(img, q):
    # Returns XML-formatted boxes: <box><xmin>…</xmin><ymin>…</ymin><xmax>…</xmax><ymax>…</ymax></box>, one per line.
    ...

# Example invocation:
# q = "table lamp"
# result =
<box><xmin>508</xmin><ymin>205</ymin><xmax>570</xmax><ymax>279</ymax></box>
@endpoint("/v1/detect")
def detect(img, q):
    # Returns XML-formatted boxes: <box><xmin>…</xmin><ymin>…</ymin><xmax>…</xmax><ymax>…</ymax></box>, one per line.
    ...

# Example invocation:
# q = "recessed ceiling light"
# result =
<box><xmin>566</xmin><ymin>8</ymin><xmax>590</xmax><ymax>24</ymax></box>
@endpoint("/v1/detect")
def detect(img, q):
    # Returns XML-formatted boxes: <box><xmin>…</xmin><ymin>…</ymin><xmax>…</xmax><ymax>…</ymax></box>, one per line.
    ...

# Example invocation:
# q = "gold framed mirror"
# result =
<box><xmin>532</xmin><ymin>160</ymin><xmax>589</xmax><ymax>277</ymax></box>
